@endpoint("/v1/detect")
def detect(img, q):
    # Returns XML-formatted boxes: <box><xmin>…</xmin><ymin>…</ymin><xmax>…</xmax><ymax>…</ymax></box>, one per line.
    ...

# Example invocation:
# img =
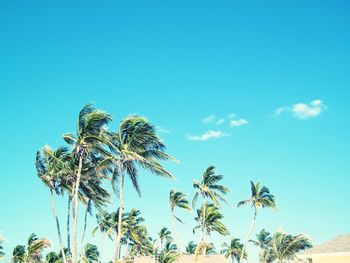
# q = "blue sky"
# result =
<box><xmin>0</xmin><ymin>0</ymin><xmax>350</xmax><ymax>262</ymax></box>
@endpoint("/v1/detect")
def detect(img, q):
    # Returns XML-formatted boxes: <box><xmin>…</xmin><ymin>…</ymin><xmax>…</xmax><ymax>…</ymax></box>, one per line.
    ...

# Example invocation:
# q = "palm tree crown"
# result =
<box><xmin>193</xmin><ymin>203</ymin><xmax>229</xmax><ymax>237</ymax></box>
<box><xmin>221</xmin><ymin>238</ymin><xmax>246</xmax><ymax>263</ymax></box>
<box><xmin>271</xmin><ymin>231</ymin><xmax>312</xmax><ymax>263</ymax></box>
<box><xmin>192</xmin><ymin>166</ymin><xmax>229</xmax><ymax>208</ymax></box>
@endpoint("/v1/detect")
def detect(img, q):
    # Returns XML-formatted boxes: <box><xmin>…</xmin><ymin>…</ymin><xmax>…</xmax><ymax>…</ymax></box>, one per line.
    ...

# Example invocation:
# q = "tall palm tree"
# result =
<box><xmin>237</xmin><ymin>181</ymin><xmax>277</xmax><ymax>263</ymax></box>
<box><xmin>221</xmin><ymin>238</ymin><xmax>246</xmax><ymax>263</ymax></box>
<box><xmin>0</xmin><ymin>235</ymin><xmax>5</xmax><ymax>262</ymax></box>
<box><xmin>169</xmin><ymin>189</ymin><xmax>191</xmax><ymax>252</ymax></box>
<box><xmin>249</xmin><ymin>229</ymin><xmax>272</xmax><ymax>263</ymax></box>
<box><xmin>185</xmin><ymin>241</ymin><xmax>196</xmax><ymax>255</ymax></box>
<box><xmin>102</xmin><ymin>116</ymin><xmax>175</xmax><ymax>262</ymax></box>
<box><xmin>82</xmin><ymin>244</ymin><xmax>99</xmax><ymax>263</ymax></box>
<box><xmin>11</xmin><ymin>233</ymin><xmax>51</xmax><ymax>263</ymax></box>
<box><xmin>35</xmin><ymin>146</ymin><xmax>70</xmax><ymax>263</ymax></box>
<box><xmin>192</xmin><ymin>166</ymin><xmax>229</xmax><ymax>246</ymax></box>
<box><xmin>63</xmin><ymin>104</ymin><xmax>112</xmax><ymax>263</ymax></box>
<box><xmin>158</xmin><ymin>228</ymin><xmax>173</xmax><ymax>251</ymax></box>
<box><xmin>193</xmin><ymin>202</ymin><xmax>229</xmax><ymax>255</ymax></box>
<box><xmin>270</xmin><ymin>231</ymin><xmax>312</xmax><ymax>263</ymax></box>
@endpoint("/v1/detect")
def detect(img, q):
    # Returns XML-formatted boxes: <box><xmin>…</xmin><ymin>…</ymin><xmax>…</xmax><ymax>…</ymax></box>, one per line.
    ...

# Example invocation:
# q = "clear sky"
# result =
<box><xmin>0</xmin><ymin>1</ymin><xmax>350</xmax><ymax>262</ymax></box>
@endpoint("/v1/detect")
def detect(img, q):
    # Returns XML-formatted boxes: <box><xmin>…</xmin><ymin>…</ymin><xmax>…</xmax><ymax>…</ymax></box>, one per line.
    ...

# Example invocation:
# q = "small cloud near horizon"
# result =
<box><xmin>230</xmin><ymin>118</ymin><xmax>248</xmax><ymax>127</ymax></box>
<box><xmin>274</xmin><ymin>99</ymin><xmax>326</xmax><ymax>119</ymax></box>
<box><xmin>186</xmin><ymin>130</ymin><xmax>229</xmax><ymax>141</ymax></box>
<box><xmin>202</xmin><ymin>114</ymin><xmax>216</xmax><ymax>124</ymax></box>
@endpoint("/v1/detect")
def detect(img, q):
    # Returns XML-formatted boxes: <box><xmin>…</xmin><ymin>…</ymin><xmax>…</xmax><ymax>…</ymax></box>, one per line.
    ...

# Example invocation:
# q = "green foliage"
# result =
<box><xmin>11</xmin><ymin>233</ymin><xmax>50</xmax><ymax>263</ymax></box>
<box><xmin>221</xmin><ymin>238</ymin><xmax>246</xmax><ymax>262</ymax></box>
<box><xmin>193</xmin><ymin>203</ymin><xmax>229</xmax><ymax>237</ymax></box>
<box><xmin>192</xmin><ymin>166</ymin><xmax>229</xmax><ymax>208</ymax></box>
<box><xmin>82</xmin><ymin>244</ymin><xmax>99</xmax><ymax>263</ymax></box>
<box><xmin>270</xmin><ymin>231</ymin><xmax>312</xmax><ymax>263</ymax></box>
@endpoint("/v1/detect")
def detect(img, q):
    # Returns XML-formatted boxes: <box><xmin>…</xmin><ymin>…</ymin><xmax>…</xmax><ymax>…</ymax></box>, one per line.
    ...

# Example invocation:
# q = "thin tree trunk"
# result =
<box><xmin>79</xmin><ymin>201</ymin><xmax>90</xmax><ymax>262</ymax></box>
<box><xmin>114</xmin><ymin>172</ymin><xmax>124</xmax><ymax>263</ymax></box>
<box><xmin>113</xmin><ymin>231</ymin><xmax>118</xmax><ymax>263</ymax></box>
<box><xmin>67</xmin><ymin>196</ymin><xmax>71</xmax><ymax>256</ymax></box>
<box><xmin>200</xmin><ymin>200</ymin><xmax>206</xmax><ymax>255</ymax></box>
<box><xmin>72</xmin><ymin>155</ymin><xmax>83</xmax><ymax>263</ymax></box>
<box><xmin>171</xmin><ymin>210</ymin><xmax>180</xmax><ymax>253</ymax></box>
<box><xmin>50</xmin><ymin>190</ymin><xmax>67</xmax><ymax>263</ymax></box>
<box><xmin>238</xmin><ymin>208</ymin><xmax>257</xmax><ymax>263</ymax></box>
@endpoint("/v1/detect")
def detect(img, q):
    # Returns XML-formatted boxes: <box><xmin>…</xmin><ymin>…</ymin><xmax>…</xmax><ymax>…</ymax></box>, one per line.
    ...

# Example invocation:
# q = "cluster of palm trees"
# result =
<box><xmin>0</xmin><ymin>104</ymin><xmax>312</xmax><ymax>263</ymax></box>
<box><xmin>249</xmin><ymin>229</ymin><xmax>312</xmax><ymax>263</ymax></box>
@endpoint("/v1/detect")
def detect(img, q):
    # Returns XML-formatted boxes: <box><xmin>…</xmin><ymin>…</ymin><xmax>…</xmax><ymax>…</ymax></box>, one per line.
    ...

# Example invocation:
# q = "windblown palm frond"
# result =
<box><xmin>271</xmin><ymin>231</ymin><xmax>312</xmax><ymax>263</ymax></box>
<box><xmin>193</xmin><ymin>203</ymin><xmax>229</xmax><ymax>237</ymax></box>
<box><xmin>221</xmin><ymin>238</ymin><xmax>246</xmax><ymax>263</ymax></box>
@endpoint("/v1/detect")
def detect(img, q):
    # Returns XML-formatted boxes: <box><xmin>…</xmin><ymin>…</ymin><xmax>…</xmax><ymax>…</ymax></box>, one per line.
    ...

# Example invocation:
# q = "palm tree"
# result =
<box><xmin>11</xmin><ymin>233</ymin><xmax>51</xmax><ymax>263</ymax></box>
<box><xmin>35</xmin><ymin>146</ymin><xmax>70</xmax><ymax>263</ymax></box>
<box><xmin>270</xmin><ymin>231</ymin><xmax>312</xmax><ymax>263</ymax></box>
<box><xmin>169</xmin><ymin>189</ymin><xmax>191</xmax><ymax>252</ymax></box>
<box><xmin>82</xmin><ymin>244</ymin><xmax>99</xmax><ymax>263</ymax></box>
<box><xmin>102</xmin><ymin>116</ymin><xmax>175</xmax><ymax>262</ymax></box>
<box><xmin>221</xmin><ymin>238</ymin><xmax>246</xmax><ymax>263</ymax></box>
<box><xmin>63</xmin><ymin>104</ymin><xmax>112</xmax><ymax>263</ymax></box>
<box><xmin>193</xmin><ymin>202</ymin><xmax>229</xmax><ymax>255</ymax></box>
<box><xmin>192</xmin><ymin>166</ymin><xmax>229</xmax><ymax>247</ymax></box>
<box><xmin>185</xmin><ymin>241</ymin><xmax>196</xmax><ymax>255</ymax></box>
<box><xmin>158</xmin><ymin>228</ymin><xmax>173</xmax><ymax>251</ymax></box>
<box><xmin>0</xmin><ymin>235</ymin><xmax>5</xmax><ymax>262</ymax></box>
<box><xmin>249</xmin><ymin>229</ymin><xmax>272</xmax><ymax>263</ymax></box>
<box><xmin>46</xmin><ymin>251</ymin><xmax>60</xmax><ymax>263</ymax></box>
<box><xmin>237</xmin><ymin>181</ymin><xmax>277</xmax><ymax>263</ymax></box>
<box><xmin>159</xmin><ymin>241</ymin><xmax>178</xmax><ymax>263</ymax></box>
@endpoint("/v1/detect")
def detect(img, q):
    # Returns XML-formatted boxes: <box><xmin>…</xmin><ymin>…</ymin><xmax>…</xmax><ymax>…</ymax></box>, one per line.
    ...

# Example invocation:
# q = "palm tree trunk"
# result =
<box><xmin>200</xmin><ymin>200</ymin><xmax>206</xmax><ymax>255</ymax></box>
<box><xmin>79</xmin><ymin>201</ymin><xmax>90</xmax><ymax>262</ymax></box>
<box><xmin>238</xmin><ymin>208</ymin><xmax>257</xmax><ymax>263</ymax></box>
<box><xmin>115</xmin><ymin>172</ymin><xmax>124</xmax><ymax>262</ymax></box>
<box><xmin>72</xmin><ymin>154</ymin><xmax>83</xmax><ymax>263</ymax></box>
<box><xmin>67</xmin><ymin>196</ymin><xmax>71</xmax><ymax>256</ymax></box>
<box><xmin>171</xmin><ymin>210</ymin><xmax>180</xmax><ymax>253</ymax></box>
<box><xmin>50</xmin><ymin>190</ymin><xmax>67</xmax><ymax>263</ymax></box>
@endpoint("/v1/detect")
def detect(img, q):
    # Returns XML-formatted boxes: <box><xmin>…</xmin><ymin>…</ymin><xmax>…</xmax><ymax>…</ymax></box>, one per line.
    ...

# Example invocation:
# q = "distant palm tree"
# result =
<box><xmin>193</xmin><ymin>202</ymin><xmax>229</xmax><ymax>255</ymax></box>
<box><xmin>237</xmin><ymin>181</ymin><xmax>277</xmax><ymax>263</ymax></box>
<box><xmin>221</xmin><ymin>238</ymin><xmax>246</xmax><ymax>263</ymax></box>
<box><xmin>35</xmin><ymin>146</ymin><xmax>70</xmax><ymax>263</ymax></box>
<box><xmin>82</xmin><ymin>244</ymin><xmax>99</xmax><ymax>263</ymax></box>
<box><xmin>63</xmin><ymin>104</ymin><xmax>112</xmax><ymax>263</ymax></box>
<box><xmin>158</xmin><ymin>228</ymin><xmax>173</xmax><ymax>251</ymax></box>
<box><xmin>169</xmin><ymin>189</ymin><xmax>191</xmax><ymax>251</ymax></box>
<box><xmin>11</xmin><ymin>233</ymin><xmax>51</xmax><ymax>263</ymax></box>
<box><xmin>159</xmin><ymin>241</ymin><xmax>178</xmax><ymax>263</ymax></box>
<box><xmin>101</xmin><ymin>116</ymin><xmax>175</xmax><ymax>262</ymax></box>
<box><xmin>185</xmin><ymin>241</ymin><xmax>197</xmax><ymax>255</ymax></box>
<box><xmin>0</xmin><ymin>235</ymin><xmax>5</xmax><ymax>262</ymax></box>
<box><xmin>249</xmin><ymin>229</ymin><xmax>272</xmax><ymax>263</ymax></box>
<box><xmin>270</xmin><ymin>231</ymin><xmax>312</xmax><ymax>263</ymax></box>
<box><xmin>46</xmin><ymin>251</ymin><xmax>60</xmax><ymax>263</ymax></box>
<box><xmin>192</xmin><ymin>166</ymin><xmax>229</xmax><ymax>248</ymax></box>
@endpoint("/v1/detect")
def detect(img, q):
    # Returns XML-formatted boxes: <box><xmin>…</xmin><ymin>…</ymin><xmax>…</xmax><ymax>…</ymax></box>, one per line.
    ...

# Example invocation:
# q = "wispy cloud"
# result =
<box><xmin>216</xmin><ymin>118</ymin><xmax>225</xmax><ymax>125</ymax></box>
<box><xmin>230</xmin><ymin>118</ymin><xmax>248</xmax><ymax>127</ymax></box>
<box><xmin>274</xmin><ymin>99</ymin><xmax>326</xmax><ymax>119</ymax></box>
<box><xmin>202</xmin><ymin>114</ymin><xmax>216</xmax><ymax>124</ymax></box>
<box><xmin>186</xmin><ymin>130</ymin><xmax>229</xmax><ymax>141</ymax></box>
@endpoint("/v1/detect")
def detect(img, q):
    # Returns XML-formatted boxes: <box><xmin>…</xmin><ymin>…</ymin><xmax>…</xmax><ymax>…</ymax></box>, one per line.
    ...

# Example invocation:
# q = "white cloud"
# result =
<box><xmin>228</xmin><ymin>113</ymin><xmax>236</xmax><ymax>119</ymax></box>
<box><xmin>202</xmin><ymin>114</ymin><xmax>216</xmax><ymax>124</ymax></box>
<box><xmin>230</xmin><ymin>118</ymin><xmax>248</xmax><ymax>127</ymax></box>
<box><xmin>216</xmin><ymin>118</ymin><xmax>225</xmax><ymax>125</ymax></box>
<box><xmin>187</xmin><ymin>130</ymin><xmax>229</xmax><ymax>141</ymax></box>
<box><xmin>274</xmin><ymin>99</ymin><xmax>326</xmax><ymax>119</ymax></box>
